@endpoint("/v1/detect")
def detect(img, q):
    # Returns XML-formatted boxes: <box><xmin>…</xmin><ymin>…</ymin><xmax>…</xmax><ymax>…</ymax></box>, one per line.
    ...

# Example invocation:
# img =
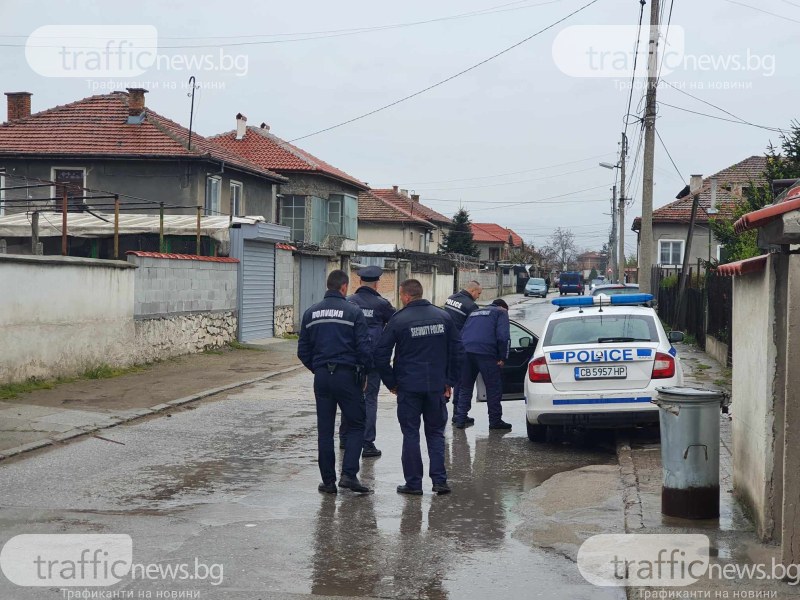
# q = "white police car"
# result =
<box><xmin>524</xmin><ymin>294</ymin><xmax>684</xmax><ymax>442</ymax></box>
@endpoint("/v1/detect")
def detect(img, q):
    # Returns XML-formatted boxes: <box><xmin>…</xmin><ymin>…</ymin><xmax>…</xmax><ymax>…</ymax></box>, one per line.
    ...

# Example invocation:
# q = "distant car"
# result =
<box><xmin>558</xmin><ymin>272</ymin><xmax>584</xmax><ymax>296</ymax></box>
<box><xmin>524</xmin><ymin>277</ymin><xmax>548</xmax><ymax>298</ymax></box>
<box><xmin>589</xmin><ymin>277</ymin><xmax>607</xmax><ymax>291</ymax></box>
<box><xmin>524</xmin><ymin>294</ymin><xmax>685</xmax><ymax>441</ymax></box>
<box><xmin>592</xmin><ymin>284</ymin><xmax>640</xmax><ymax>297</ymax></box>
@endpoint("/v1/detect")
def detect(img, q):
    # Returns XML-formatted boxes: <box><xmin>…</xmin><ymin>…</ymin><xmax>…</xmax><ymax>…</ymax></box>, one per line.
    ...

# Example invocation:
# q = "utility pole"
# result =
<box><xmin>610</xmin><ymin>184</ymin><xmax>617</xmax><ymax>282</ymax></box>
<box><xmin>618</xmin><ymin>132</ymin><xmax>628</xmax><ymax>284</ymax></box>
<box><xmin>639</xmin><ymin>0</ymin><xmax>660</xmax><ymax>294</ymax></box>
<box><xmin>674</xmin><ymin>175</ymin><xmax>703</xmax><ymax>330</ymax></box>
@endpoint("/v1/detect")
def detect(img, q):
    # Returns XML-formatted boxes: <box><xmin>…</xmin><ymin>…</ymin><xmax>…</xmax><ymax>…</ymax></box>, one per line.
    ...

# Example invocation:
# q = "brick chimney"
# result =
<box><xmin>392</xmin><ymin>185</ymin><xmax>399</xmax><ymax>193</ymax></box>
<box><xmin>236</xmin><ymin>113</ymin><xmax>247</xmax><ymax>140</ymax></box>
<box><xmin>5</xmin><ymin>92</ymin><xmax>32</xmax><ymax>122</ymax></box>
<box><xmin>126</xmin><ymin>88</ymin><xmax>148</xmax><ymax>116</ymax></box>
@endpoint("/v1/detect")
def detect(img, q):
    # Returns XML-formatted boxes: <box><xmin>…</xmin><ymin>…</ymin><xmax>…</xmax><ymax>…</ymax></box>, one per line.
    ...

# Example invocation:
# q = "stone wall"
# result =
<box><xmin>274</xmin><ymin>305</ymin><xmax>294</xmax><ymax>337</ymax></box>
<box><xmin>133</xmin><ymin>311</ymin><xmax>237</xmax><ymax>363</ymax></box>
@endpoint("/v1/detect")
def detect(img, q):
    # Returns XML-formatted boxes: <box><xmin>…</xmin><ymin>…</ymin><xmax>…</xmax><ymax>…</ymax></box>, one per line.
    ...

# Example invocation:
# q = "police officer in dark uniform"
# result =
<box><xmin>375</xmin><ymin>279</ymin><xmax>462</xmax><ymax>495</ymax></box>
<box><xmin>453</xmin><ymin>298</ymin><xmax>512</xmax><ymax>430</ymax></box>
<box><xmin>298</xmin><ymin>269</ymin><xmax>373</xmax><ymax>494</ymax></box>
<box><xmin>443</xmin><ymin>280</ymin><xmax>482</xmax><ymax>424</ymax></box>
<box><xmin>339</xmin><ymin>265</ymin><xmax>396</xmax><ymax>458</ymax></box>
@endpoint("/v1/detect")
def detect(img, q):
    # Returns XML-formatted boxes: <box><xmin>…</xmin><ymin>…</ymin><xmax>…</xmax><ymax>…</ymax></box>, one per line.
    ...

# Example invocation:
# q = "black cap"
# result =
<box><xmin>359</xmin><ymin>265</ymin><xmax>383</xmax><ymax>282</ymax></box>
<box><xmin>491</xmin><ymin>299</ymin><xmax>509</xmax><ymax>310</ymax></box>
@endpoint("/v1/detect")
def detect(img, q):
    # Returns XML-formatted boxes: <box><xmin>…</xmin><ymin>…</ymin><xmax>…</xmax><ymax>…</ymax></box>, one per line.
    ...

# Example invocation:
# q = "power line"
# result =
<box><xmin>654</xmin><ymin>126</ymin><xmax>685</xmax><ymax>183</ymax></box>
<box><xmin>721</xmin><ymin>0</ymin><xmax>800</xmax><ymax>24</ymax></box>
<box><xmin>469</xmin><ymin>184</ymin><xmax>611</xmax><ymax>211</ymax></box>
<box><xmin>417</xmin><ymin>166</ymin><xmax>599</xmax><ymax>192</ymax></box>
<box><xmin>623</xmin><ymin>0</ymin><xmax>647</xmax><ymax>141</ymax></box>
<box><xmin>657</xmin><ymin>101</ymin><xmax>786</xmax><ymax>133</ymax></box>
<box><xmin>398</xmin><ymin>152</ymin><xmax>613</xmax><ymax>185</ymax></box>
<box><xmin>287</xmin><ymin>0</ymin><xmax>603</xmax><ymax>142</ymax></box>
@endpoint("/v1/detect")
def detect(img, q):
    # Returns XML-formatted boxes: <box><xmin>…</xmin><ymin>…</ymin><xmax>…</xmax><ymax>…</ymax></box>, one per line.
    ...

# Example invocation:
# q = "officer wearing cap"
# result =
<box><xmin>375</xmin><ymin>279</ymin><xmax>462</xmax><ymax>495</ymax></box>
<box><xmin>453</xmin><ymin>298</ymin><xmax>512</xmax><ymax>430</ymax></box>
<box><xmin>339</xmin><ymin>265</ymin><xmax>396</xmax><ymax>458</ymax></box>
<box><xmin>298</xmin><ymin>269</ymin><xmax>373</xmax><ymax>495</ymax></box>
<box><xmin>443</xmin><ymin>280</ymin><xmax>482</xmax><ymax>425</ymax></box>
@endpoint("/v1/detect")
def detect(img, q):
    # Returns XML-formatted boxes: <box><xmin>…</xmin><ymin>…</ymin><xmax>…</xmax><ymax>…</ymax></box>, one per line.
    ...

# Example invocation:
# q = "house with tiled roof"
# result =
<box><xmin>365</xmin><ymin>186</ymin><xmax>452</xmax><ymax>253</ymax></box>
<box><xmin>212</xmin><ymin>116</ymin><xmax>367</xmax><ymax>248</ymax></box>
<box><xmin>356</xmin><ymin>190</ymin><xmax>441</xmax><ymax>252</ymax></box>
<box><xmin>632</xmin><ymin>155</ymin><xmax>768</xmax><ymax>269</ymax></box>
<box><xmin>471</xmin><ymin>222</ymin><xmax>523</xmax><ymax>262</ymax></box>
<box><xmin>0</xmin><ymin>90</ymin><xmax>287</xmax><ymax>255</ymax></box>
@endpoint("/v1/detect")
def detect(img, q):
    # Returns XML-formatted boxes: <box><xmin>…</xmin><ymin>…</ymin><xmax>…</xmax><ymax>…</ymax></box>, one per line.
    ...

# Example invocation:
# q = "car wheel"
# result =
<box><xmin>527</xmin><ymin>421</ymin><xmax>547</xmax><ymax>442</ymax></box>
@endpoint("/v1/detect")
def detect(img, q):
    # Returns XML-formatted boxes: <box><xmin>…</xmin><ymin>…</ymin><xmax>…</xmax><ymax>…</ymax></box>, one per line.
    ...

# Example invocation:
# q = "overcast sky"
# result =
<box><xmin>2</xmin><ymin>0</ymin><xmax>797</xmax><ymax>255</ymax></box>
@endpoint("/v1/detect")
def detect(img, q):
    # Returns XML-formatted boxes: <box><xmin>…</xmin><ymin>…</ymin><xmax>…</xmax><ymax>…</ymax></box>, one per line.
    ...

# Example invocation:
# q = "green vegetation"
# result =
<box><xmin>683</xmin><ymin>333</ymin><xmax>698</xmax><ymax>347</ymax></box>
<box><xmin>281</xmin><ymin>333</ymin><xmax>299</xmax><ymax>340</ymax></box>
<box><xmin>0</xmin><ymin>363</ymin><xmax>145</xmax><ymax>400</ymax></box>
<box><xmin>440</xmin><ymin>208</ymin><xmax>479</xmax><ymax>257</ymax></box>
<box><xmin>695</xmin><ymin>363</ymin><xmax>712</xmax><ymax>371</ymax></box>
<box><xmin>711</xmin><ymin>121</ymin><xmax>800</xmax><ymax>264</ymax></box>
<box><xmin>229</xmin><ymin>340</ymin><xmax>268</xmax><ymax>349</ymax></box>
<box><xmin>589</xmin><ymin>267</ymin><xmax>598</xmax><ymax>281</ymax></box>
<box><xmin>660</xmin><ymin>274</ymin><xmax>679</xmax><ymax>289</ymax></box>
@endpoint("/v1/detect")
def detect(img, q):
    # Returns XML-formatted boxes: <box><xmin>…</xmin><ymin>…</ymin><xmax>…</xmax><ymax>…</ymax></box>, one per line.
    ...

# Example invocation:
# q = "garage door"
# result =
<box><xmin>298</xmin><ymin>255</ymin><xmax>328</xmax><ymax>319</ymax></box>
<box><xmin>240</xmin><ymin>240</ymin><xmax>275</xmax><ymax>341</ymax></box>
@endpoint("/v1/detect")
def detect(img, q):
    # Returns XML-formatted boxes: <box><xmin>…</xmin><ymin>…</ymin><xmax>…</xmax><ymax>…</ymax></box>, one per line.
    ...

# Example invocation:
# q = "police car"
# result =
<box><xmin>523</xmin><ymin>294</ymin><xmax>684</xmax><ymax>442</ymax></box>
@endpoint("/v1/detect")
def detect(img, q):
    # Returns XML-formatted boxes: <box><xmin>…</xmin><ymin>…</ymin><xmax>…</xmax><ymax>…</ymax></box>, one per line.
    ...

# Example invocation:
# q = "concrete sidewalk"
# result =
<box><xmin>0</xmin><ymin>339</ymin><xmax>302</xmax><ymax>461</ymax></box>
<box><xmin>618</xmin><ymin>343</ymin><xmax>800</xmax><ymax>597</ymax></box>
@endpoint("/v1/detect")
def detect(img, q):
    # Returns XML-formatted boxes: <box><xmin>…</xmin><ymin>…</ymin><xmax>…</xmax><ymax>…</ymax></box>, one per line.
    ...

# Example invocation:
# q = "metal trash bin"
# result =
<box><xmin>653</xmin><ymin>386</ymin><xmax>729</xmax><ymax>519</ymax></box>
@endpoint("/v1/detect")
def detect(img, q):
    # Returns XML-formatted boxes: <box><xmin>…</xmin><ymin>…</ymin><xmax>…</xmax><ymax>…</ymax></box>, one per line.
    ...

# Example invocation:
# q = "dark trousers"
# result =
<box><xmin>397</xmin><ymin>390</ymin><xmax>448</xmax><ymax>490</ymax></box>
<box><xmin>339</xmin><ymin>370</ymin><xmax>380</xmax><ymax>444</ymax></box>
<box><xmin>455</xmin><ymin>353</ymin><xmax>504</xmax><ymax>426</ymax></box>
<box><xmin>314</xmin><ymin>367</ymin><xmax>365</xmax><ymax>483</ymax></box>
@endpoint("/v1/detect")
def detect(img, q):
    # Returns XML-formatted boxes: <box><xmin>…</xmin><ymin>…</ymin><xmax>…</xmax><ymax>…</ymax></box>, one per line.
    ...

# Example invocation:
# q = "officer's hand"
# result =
<box><xmin>444</xmin><ymin>385</ymin><xmax>452</xmax><ymax>399</ymax></box>
<box><xmin>389</xmin><ymin>387</ymin><xmax>397</xmax><ymax>395</ymax></box>
<box><xmin>497</xmin><ymin>360</ymin><xmax>505</xmax><ymax>367</ymax></box>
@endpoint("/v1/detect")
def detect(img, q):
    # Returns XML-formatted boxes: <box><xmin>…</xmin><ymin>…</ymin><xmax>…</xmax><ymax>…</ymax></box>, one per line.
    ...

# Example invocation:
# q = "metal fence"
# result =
<box><xmin>706</xmin><ymin>272</ymin><xmax>732</xmax><ymax>348</ymax></box>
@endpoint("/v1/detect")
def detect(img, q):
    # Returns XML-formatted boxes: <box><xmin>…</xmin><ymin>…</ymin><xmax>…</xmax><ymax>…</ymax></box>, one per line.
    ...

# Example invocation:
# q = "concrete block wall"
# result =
<box><xmin>127</xmin><ymin>253</ymin><xmax>238</xmax><ymax>317</ymax></box>
<box><xmin>275</xmin><ymin>250</ymin><xmax>294</xmax><ymax>307</ymax></box>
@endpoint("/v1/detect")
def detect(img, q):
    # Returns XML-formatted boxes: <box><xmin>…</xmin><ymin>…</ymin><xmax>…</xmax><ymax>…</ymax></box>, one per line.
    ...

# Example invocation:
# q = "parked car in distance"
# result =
<box><xmin>559</xmin><ymin>272</ymin><xmax>584</xmax><ymax>296</ymax></box>
<box><xmin>592</xmin><ymin>284</ymin><xmax>640</xmax><ymax>297</ymax></box>
<box><xmin>589</xmin><ymin>277</ymin><xmax>606</xmax><ymax>291</ymax></box>
<box><xmin>524</xmin><ymin>277</ymin><xmax>549</xmax><ymax>298</ymax></box>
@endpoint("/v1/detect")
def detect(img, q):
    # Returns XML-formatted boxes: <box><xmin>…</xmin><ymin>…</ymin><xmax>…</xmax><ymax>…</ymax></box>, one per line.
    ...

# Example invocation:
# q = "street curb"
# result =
<box><xmin>616</xmin><ymin>435</ymin><xmax>645</xmax><ymax>532</ymax></box>
<box><xmin>0</xmin><ymin>364</ymin><xmax>304</xmax><ymax>462</ymax></box>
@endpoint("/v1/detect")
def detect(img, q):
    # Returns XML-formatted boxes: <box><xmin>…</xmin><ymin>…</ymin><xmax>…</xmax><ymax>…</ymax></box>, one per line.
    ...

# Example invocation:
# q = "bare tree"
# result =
<box><xmin>543</xmin><ymin>227</ymin><xmax>577</xmax><ymax>271</ymax></box>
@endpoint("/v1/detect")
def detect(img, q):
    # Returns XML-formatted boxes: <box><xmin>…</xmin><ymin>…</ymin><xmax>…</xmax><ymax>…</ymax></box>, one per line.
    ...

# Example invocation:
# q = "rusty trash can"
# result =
<box><xmin>653</xmin><ymin>386</ymin><xmax>730</xmax><ymax>519</ymax></box>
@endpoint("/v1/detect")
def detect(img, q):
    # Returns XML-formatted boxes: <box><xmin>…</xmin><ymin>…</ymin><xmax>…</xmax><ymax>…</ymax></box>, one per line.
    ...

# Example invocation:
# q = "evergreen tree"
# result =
<box><xmin>711</xmin><ymin>121</ymin><xmax>800</xmax><ymax>263</ymax></box>
<box><xmin>441</xmin><ymin>208</ymin><xmax>479</xmax><ymax>257</ymax></box>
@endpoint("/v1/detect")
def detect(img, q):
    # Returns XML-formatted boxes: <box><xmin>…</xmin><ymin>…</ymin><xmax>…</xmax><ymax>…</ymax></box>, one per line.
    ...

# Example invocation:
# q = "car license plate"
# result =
<box><xmin>574</xmin><ymin>366</ymin><xmax>627</xmax><ymax>380</ymax></box>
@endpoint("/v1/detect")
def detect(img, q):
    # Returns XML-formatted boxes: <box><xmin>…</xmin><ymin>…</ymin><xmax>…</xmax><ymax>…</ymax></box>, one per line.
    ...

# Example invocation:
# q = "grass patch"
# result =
<box><xmin>228</xmin><ymin>340</ymin><xmax>263</xmax><ymax>351</ymax></box>
<box><xmin>203</xmin><ymin>349</ymin><xmax>225</xmax><ymax>355</ymax></box>
<box><xmin>0</xmin><ymin>363</ymin><xmax>147</xmax><ymax>400</ymax></box>
<box><xmin>281</xmin><ymin>333</ymin><xmax>299</xmax><ymax>340</ymax></box>
<box><xmin>713</xmin><ymin>378</ymin><xmax>730</xmax><ymax>388</ymax></box>
<box><xmin>681</xmin><ymin>333</ymin><xmax>697</xmax><ymax>347</ymax></box>
<box><xmin>695</xmin><ymin>363</ymin><xmax>712</xmax><ymax>371</ymax></box>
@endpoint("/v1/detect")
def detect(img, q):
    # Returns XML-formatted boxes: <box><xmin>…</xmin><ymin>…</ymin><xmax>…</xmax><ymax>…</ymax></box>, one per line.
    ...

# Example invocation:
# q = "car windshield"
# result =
<box><xmin>592</xmin><ymin>286</ymin><xmax>640</xmax><ymax>297</ymax></box>
<box><xmin>543</xmin><ymin>314</ymin><xmax>658</xmax><ymax>345</ymax></box>
<box><xmin>528</xmin><ymin>278</ymin><xmax>545</xmax><ymax>285</ymax></box>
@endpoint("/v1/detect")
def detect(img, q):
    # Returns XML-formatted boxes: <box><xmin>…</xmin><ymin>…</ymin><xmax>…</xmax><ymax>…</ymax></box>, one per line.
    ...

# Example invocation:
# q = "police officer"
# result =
<box><xmin>443</xmin><ymin>280</ymin><xmax>482</xmax><ymax>425</ymax></box>
<box><xmin>339</xmin><ymin>265</ymin><xmax>396</xmax><ymax>458</ymax></box>
<box><xmin>375</xmin><ymin>279</ymin><xmax>462</xmax><ymax>495</ymax></box>
<box><xmin>298</xmin><ymin>269</ymin><xmax>373</xmax><ymax>494</ymax></box>
<box><xmin>453</xmin><ymin>298</ymin><xmax>512</xmax><ymax>430</ymax></box>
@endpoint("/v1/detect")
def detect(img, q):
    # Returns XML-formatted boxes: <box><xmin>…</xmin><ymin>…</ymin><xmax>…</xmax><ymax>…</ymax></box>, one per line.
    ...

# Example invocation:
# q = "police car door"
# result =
<box><xmin>476</xmin><ymin>320</ymin><xmax>538</xmax><ymax>401</ymax></box>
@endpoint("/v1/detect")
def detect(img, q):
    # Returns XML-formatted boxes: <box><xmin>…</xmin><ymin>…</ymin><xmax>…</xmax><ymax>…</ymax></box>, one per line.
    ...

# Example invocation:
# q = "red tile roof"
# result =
<box><xmin>632</xmin><ymin>155</ymin><xmax>768</xmax><ymax>230</ymax></box>
<box><xmin>471</xmin><ymin>222</ymin><xmax>523</xmax><ymax>246</ymax></box>
<box><xmin>370</xmin><ymin>188</ymin><xmax>451</xmax><ymax>225</ymax></box>
<box><xmin>211</xmin><ymin>125</ymin><xmax>367</xmax><ymax>189</ymax></box>
<box><xmin>357</xmin><ymin>190</ymin><xmax>434</xmax><ymax>226</ymax></box>
<box><xmin>716</xmin><ymin>254</ymin><xmax>768</xmax><ymax>277</ymax></box>
<box><xmin>733</xmin><ymin>184</ymin><xmax>800</xmax><ymax>234</ymax></box>
<box><xmin>0</xmin><ymin>92</ymin><xmax>287</xmax><ymax>182</ymax></box>
<box><xmin>126</xmin><ymin>251</ymin><xmax>239</xmax><ymax>263</ymax></box>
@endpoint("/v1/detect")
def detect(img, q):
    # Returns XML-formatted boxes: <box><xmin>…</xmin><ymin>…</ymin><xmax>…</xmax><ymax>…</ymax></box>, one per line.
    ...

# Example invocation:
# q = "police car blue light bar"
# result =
<box><xmin>551</xmin><ymin>294</ymin><xmax>654</xmax><ymax>307</ymax></box>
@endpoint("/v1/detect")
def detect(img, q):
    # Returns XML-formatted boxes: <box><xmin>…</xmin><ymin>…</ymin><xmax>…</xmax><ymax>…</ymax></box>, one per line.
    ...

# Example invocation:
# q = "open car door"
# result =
<box><xmin>476</xmin><ymin>320</ymin><xmax>538</xmax><ymax>401</ymax></box>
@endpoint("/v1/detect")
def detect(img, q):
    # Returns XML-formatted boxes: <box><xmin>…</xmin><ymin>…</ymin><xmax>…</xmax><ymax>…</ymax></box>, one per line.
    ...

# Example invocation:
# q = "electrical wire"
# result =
<box><xmin>657</xmin><ymin>101</ymin><xmax>786</xmax><ymax>133</ymax></box>
<box><xmin>287</xmin><ymin>0</ymin><xmax>602</xmax><ymax>142</ymax></box>
<box><xmin>721</xmin><ymin>0</ymin><xmax>800</xmax><ymax>24</ymax></box>
<box><xmin>654</xmin><ymin>126</ymin><xmax>685</xmax><ymax>183</ymax></box>
<box><xmin>623</xmin><ymin>0</ymin><xmax>647</xmax><ymax>142</ymax></box>
<box><xmin>416</xmin><ymin>166</ymin><xmax>600</xmax><ymax>192</ymax></box>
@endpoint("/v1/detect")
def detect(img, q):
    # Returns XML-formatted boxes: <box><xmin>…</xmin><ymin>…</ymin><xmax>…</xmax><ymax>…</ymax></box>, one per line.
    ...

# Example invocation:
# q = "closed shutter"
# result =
<box><xmin>298</xmin><ymin>255</ymin><xmax>327</xmax><ymax>318</ymax></box>
<box><xmin>240</xmin><ymin>240</ymin><xmax>275</xmax><ymax>341</ymax></box>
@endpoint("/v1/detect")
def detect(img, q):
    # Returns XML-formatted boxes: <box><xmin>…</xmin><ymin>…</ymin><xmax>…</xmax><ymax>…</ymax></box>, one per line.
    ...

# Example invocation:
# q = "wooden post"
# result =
<box><xmin>674</xmin><ymin>175</ymin><xmax>703</xmax><ymax>330</ymax></box>
<box><xmin>31</xmin><ymin>211</ymin><xmax>39</xmax><ymax>254</ymax></box>
<box><xmin>159</xmin><ymin>202</ymin><xmax>165</xmax><ymax>252</ymax></box>
<box><xmin>196</xmin><ymin>205</ymin><xmax>202</xmax><ymax>256</ymax></box>
<box><xmin>61</xmin><ymin>185</ymin><xmax>68</xmax><ymax>256</ymax></box>
<box><xmin>113</xmin><ymin>195</ymin><xmax>120</xmax><ymax>259</ymax></box>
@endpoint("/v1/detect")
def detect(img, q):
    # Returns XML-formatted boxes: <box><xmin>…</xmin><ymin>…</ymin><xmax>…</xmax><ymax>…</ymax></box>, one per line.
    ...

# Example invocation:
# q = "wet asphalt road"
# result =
<box><xmin>0</xmin><ymin>295</ymin><xmax>625</xmax><ymax>599</ymax></box>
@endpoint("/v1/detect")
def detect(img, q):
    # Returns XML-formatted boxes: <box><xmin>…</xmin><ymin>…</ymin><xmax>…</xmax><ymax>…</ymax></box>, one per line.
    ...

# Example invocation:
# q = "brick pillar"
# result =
<box><xmin>5</xmin><ymin>92</ymin><xmax>31</xmax><ymax>121</ymax></box>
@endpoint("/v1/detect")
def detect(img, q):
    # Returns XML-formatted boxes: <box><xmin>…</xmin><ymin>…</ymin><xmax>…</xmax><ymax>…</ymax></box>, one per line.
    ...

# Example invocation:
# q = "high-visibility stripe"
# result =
<box><xmin>306</xmin><ymin>319</ymin><xmax>355</xmax><ymax>327</ymax></box>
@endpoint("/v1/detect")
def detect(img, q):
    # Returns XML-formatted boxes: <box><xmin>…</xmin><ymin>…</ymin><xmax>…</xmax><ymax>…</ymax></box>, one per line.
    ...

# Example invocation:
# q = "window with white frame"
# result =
<box><xmin>658</xmin><ymin>239</ymin><xmax>684</xmax><ymax>266</ymax></box>
<box><xmin>230</xmin><ymin>181</ymin><xmax>243</xmax><ymax>216</ymax></box>
<box><xmin>205</xmin><ymin>176</ymin><xmax>221</xmax><ymax>216</ymax></box>
<box><xmin>280</xmin><ymin>195</ymin><xmax>307</xmax><ymax>242</ymax></box>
